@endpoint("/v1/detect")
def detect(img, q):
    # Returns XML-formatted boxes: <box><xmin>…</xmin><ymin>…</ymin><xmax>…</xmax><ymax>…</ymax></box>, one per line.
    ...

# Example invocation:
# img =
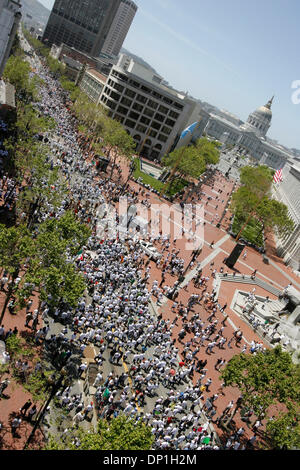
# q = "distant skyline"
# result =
<box><xmin>38</xmin><ymin>0</ymin><xmax>300</xmax><ymax>150</ymax></box>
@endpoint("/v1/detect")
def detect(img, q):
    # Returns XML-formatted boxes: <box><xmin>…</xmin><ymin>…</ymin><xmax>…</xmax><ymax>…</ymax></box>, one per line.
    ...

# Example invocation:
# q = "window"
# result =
<box><xmin>121</xmin><ymin>97</ymin><xmax>132</xmax><ymax>107</ymax></box>
<box><xmin>136</xmin><ymin>124</ymin><xmax>147</xmax><ymax>133</ymax></box>
<box><xmin>143</xmin><ymin>108</ymin><xmax>154</xmax><ymax>118</ymax></box>
<box><xmin>110</xmin><ymin>91</ymin><xmax>121</xmax><ymax>101</ymax></box>
<box><xmin>105</xmin><ymin>99</ymin><xmax>116</xmax><ymax>110</ymax></box>
<box><xmin>152</xmin><ymin>91</ymin><xmax>162</xmax><ymax>100</ymax></box>
<box><xmin>125</xmin><ymin>88</ymin><xmax>136</xmax><ymax>99</ymax></box>
<box><xmin>158</xmin><ymin>134</ymin><xmax>168</xmax><ymax>142</ymax></box>
<box><xmin>140</xmin><ymin>116</ymin><xmax>150</xmax><ymax>125</ymax></box>
<box><xmin>129</xmin><ymin>111</ymin><xmax>139</xmax><ymax>120</ymax></box>
<box><xmin>125</xmin><ymin>119</ymin><xmax>135</xmax><ymax>129</ymax></box>
<box><xmin>148</xmin><ymin>100</ymin><xmax>158</xmax><ymax>109</ymax></box>
<box><xmin>136</xmin><ymin>94</ymin><xmax>147</xmax><ymax>104</ymax></box>
<box><xmin>113</xmin><ymin>82</ymin><xmax>124</xmax><ymax>93</ymax></box>
<box><xmin>149</xmin><ymin>130</ymin><xmax>157</xmax><ymax>138</ymax></box>
<box><xmin>151</xmin><ymin>121</ymin><xmax>161</xmax><ymax>131</ymax></box>
<box><xmin>161</xmin><ymin>126</ymin><xmax>171</xmax><ymax>135</ymax></box>
<box><xmin>154</xmin><ymin>113</ymin><xmax>164</xmax><ymax>122</ymax></box>
<box><xmin>132</xmin><ymin>102</ymin><xmax>143</xmax><ymax>112</ymax></box>
<box><xmin>129</xmin><ymin>80</ymin><xmax>140</xmax><ymax>89</ymax></box>
<box><xmin>116</xmin><ymin>105</ymin><xmax>128</xmax><ymax>115</ymax></box>
<box><xmin>163</xmin><ymin>96</ymin><xmax>173</xmax><ymax>105</ymax></box>
<box><xmin>174</xmin><ymin>102</ymin><xmax>184</xmax><ymax>110</ymax></box>
<box><xmin>169</xmin><ymin>110</ymin><xmax>179</xmax><ymax>119</ymax></box>
<box><xmin>141</xmin><ymin>85</ymin><xmax>151</xmax><ymax>94</ymax></box>
<box><xmin>159</xmin><ymin>105</ymin><xmax>168</xmax><ymax>114</ymax></box>
<box><xmin>165</xmin><ymin>118</ymin><xmax>175</xmax><ymax>127</ymax></box>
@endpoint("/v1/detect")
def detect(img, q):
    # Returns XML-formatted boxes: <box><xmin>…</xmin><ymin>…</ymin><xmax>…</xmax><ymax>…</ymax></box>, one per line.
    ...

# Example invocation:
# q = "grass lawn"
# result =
<box><xmin>232</xmin><ymin>214</ymin><xmax>264</xmax><ymax>247</ymax></box>
<box><xmin>133</xmin><ymin>158</ymin><xmax>188</xmax><ymax>197</ymax></box>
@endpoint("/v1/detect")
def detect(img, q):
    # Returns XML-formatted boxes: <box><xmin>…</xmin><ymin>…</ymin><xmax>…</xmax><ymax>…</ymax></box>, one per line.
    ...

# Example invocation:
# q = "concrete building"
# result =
<box><xmin>272</xmin><ymin>161</ymin><xmax>300</xmax><ymax>272</ymax></box>
<box><xmin>0</xmin><ymin>0</ymin><xmax>22</xmax><ymax>76</ymax></box>
<box><xmin>50</xmin><ymin>42</ymin><xmax>117</xmax><ymax>76</ymax></box>
<box><xmin>204</xmin><ymin>97</ymin><xmax>293</xmax><ymax>171</ymax></box>
<box><xmin>83</xmin><ymin>54</ymin><xmax>210</xmax><ymax>160</ymax></box>
<box><xmin>79</xmin><ymin>67</ymin><xmax>107</xmax><ymax>104</ymax></box>
<box><xmin>42</xmin><ymin>0</ymin><xmax>122</xmax><ymax>57</ymax></box>
<box><xmin>101</xmin><ymin>0</ymin><xmax>137</xmax><ymax>57</ymax></box>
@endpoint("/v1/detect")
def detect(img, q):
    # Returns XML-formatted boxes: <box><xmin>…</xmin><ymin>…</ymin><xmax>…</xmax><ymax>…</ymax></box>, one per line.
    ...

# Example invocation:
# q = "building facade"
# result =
<box><xmin>42</xmin><ymin>0</ymin><xmax>122</xmax><ymax>57</ymax></box>
<box><xmin>0</xmin><ymin>0</ymin><xmax>22</xmax><ymax>76</ymax></box>
<box><xmin>272</xmin><ymin>162</ymin><xmax>300</xmax><ymax>272</ymax></box>
<box><xmin>91</xmin><ymin>55</ymin><xmax>205</xmax><ymax>160</ymax></box>
<box><xmin>101</xmin><ymin>0</ymin><xmax>137</xmax><ymax>57</ymax></box>
<box><xmin>79</xmin><ymin>67</ymin><xmax>107</xmax><ymax>104</ymax></box>
<box><xmin>204</xmin><ymin>97</ymin><xmax>292</xmax><ymax>171</ymax></box>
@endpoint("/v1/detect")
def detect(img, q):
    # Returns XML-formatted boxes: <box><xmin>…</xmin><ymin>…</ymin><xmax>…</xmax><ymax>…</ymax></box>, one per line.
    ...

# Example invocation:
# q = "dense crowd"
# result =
<box><xmin>0</xmin><ymin>43</ymin><xmax>263</xmax><ymax>450</ymax></box>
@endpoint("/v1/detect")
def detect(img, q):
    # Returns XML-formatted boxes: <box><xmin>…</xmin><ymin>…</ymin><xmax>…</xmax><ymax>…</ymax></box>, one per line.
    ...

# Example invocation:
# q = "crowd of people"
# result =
<box><xmin>0</xmin><ymin>40</ymin><xmax>263</xmax><ymax>450</ymax></box>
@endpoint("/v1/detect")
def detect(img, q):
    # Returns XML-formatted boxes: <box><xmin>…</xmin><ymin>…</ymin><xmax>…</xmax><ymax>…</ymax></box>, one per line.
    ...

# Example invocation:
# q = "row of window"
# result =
<box><xmin>113</xmin><ymin>114</ymin><xmax>169</xmax><ymax>143</ymax></box>
<box><xmin>103</xmin><ymin>86</ymin><xmax>177</xmax><ymax>127</ymax></box>
<box><xmin>110</xmin><ymin>69</ymin><xmax>184</xmax><ymax>111</ymax></box>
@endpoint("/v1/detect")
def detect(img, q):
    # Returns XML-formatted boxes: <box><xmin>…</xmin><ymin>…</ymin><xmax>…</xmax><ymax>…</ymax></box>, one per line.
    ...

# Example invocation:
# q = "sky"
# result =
<box><xmin>38</xmin><ymin>0</ymin><xmax>300</xmax><ymax>149</ymax></box>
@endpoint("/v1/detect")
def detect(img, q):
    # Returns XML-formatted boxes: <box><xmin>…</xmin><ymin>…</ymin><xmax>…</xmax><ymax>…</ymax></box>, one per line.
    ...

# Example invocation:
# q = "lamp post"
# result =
<box><xmin>23</xmin><ymin>367</ymin><xmax>70</xmax><ymax>450</ymax></box>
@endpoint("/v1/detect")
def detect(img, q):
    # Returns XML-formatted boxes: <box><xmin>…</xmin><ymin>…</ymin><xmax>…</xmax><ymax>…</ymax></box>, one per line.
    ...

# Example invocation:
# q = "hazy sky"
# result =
<box><xmin>38</xmin><ymin>0</ymin><xmax>300</xmax><ymax>149</ymax></box>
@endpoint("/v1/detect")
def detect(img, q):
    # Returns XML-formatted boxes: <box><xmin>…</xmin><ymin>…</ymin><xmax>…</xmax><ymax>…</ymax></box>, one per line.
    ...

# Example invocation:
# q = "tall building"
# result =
<box><xmin>101</xmin><ymin>0</ymin><xmax>137</xmax><ymax>57</ymax></box>
<box><xmin>79</xmin><ymin>54</ymin><xmax>209</xmax><ymax>161</ymax></box>
<box><xmin>0</xmin><ymin>0</ymin><xmax>22</xmax><ymax>76</ymax></box>
<box><xmin>42</xmin><ymin>0</ymin><xmax>122</xmax><ymax>57</ymax></box>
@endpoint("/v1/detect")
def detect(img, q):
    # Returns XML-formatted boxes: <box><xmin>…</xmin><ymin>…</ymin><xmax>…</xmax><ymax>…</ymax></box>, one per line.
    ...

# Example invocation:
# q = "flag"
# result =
<box><xmin>179</xmin><ymin>121</ymin><xmax>199</xmax><ymax>140</ymax></box>
<box><xmin>273</xmin><ymin>168</ymin><xmax>283</xmax><ymax>183</ymax></box>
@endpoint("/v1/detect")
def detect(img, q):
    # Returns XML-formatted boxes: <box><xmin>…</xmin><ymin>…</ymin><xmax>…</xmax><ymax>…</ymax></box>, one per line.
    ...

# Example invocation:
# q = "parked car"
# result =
<box><xmin>138</xmin><ymin>240</ymin><xmax>162</xmax><ymax>260</ymax></box>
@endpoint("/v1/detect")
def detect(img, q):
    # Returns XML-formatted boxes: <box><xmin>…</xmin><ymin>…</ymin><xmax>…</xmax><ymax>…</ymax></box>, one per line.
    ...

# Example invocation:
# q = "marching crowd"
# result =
<box><xmin>0</xmin><ymin>43</ymin><xmax>262</xmax><ymax>450</ymax></box>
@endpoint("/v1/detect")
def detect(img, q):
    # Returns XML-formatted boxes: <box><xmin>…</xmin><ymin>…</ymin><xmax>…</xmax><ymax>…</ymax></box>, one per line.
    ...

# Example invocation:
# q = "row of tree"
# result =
<box><xmin>230</xmin><ymin>165</ymin><xmax>294</xmax><ymax>242</ymax></box>
<box><xmin>1</xmin><ymin>35</ymin><xmax>91</xmax><ymax>325</ymax></box>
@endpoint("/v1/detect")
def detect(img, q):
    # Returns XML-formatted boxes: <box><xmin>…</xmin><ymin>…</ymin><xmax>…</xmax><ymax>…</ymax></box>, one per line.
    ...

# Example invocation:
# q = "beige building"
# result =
<box><xmin>101</xmin><ymin>0</ymin><xmax>137</xmax><ymax>57</ymax></box>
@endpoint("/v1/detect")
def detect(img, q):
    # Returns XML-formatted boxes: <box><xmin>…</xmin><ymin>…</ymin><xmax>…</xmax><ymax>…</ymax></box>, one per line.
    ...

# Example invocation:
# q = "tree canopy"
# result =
<box><xmin>230</xmin><ymin>165</ymin><xmax>294</xmax><ymax>241</ymax></box>
<box><xmin>220</xmin><ymin>346</ymin><xmax>300</xmax><ymax>449</ymax></box>
<box><xmin>45</xmin><ymin>414</ymin><xmax>154</xmax><ymax>450</ymax></box>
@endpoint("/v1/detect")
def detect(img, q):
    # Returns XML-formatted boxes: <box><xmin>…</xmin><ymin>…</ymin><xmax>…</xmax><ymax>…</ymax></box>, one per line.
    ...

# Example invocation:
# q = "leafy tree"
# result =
<box><xmin>3</xmin><ymin>55</ymin><xmax>39</xmax><ymax>103</ymax></box>
<box><xmin>0</xmin><ymin>224</ymin><xmax>35</xmax><ymax>323</ymax></box>
<box><xmin>163</xmin><ymin>145</ymin><xmax>206</xmax><ymax>180</ymax></box>
<box><xmin>230</xmin><ymin>165</ymin><xmax>293</xmax><ymax>242</ymax></box>
<box><xmin>102</xmin><ymin>118</ymin><xmax>135</xmax><ymax>178</ymax></box>
<box><xmin>17</xmin><ymin>213</ymin><xmax>90</xmax><ymax>310</ymax></box>
<box><xmin>45</xmin><ymin>414</ymin><xmax>154</xmax><ymax>450</ymax></box>
<box><xmin>239</xmin><ymin>165</ymin><xmax>273</xmax><ymax>197</ymax></box>
<box><xmin>195</xmin><ymin>137</ymin><xmax>220</xmax><ymax>165</ymax></box>
<box><xmin>265</xmin><ymin>408</ymin><xmax>300</xmax><ymax>450</ymax></box>
<box><xmin>220</xmin><ymin>346</ymin><xmax>300</xmax><ymax>449</ymax></box>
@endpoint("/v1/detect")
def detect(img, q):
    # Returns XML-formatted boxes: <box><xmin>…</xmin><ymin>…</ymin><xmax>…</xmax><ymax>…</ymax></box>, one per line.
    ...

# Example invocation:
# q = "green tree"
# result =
<box><xmin>220</xmin><ymin>346</ymin><xmax>300</xmax><ymax>449</ymax></box>
<box><xmin>230</xmin><ymin>165</ymin><xmax>293</xmax><ymax>243</ymax></box>
<box><xmin>17</xmin><ymin>213</ymin><xmax>90</xmax><ymax>310</ymax></box>
<box><xmin>3</xmin><ymin>55</ymin><xmax>39</xmax><ymax>103</ymax></box>
<box><xmin>0</xmin><ymin>224</ymin><xmax>35</xmax><ymax>323</ymax></box>
<box><xmin>195</xmin><ymin>137</ymin><xmax>220</xmax><ymax>165</ymax></box>
<box><xmin>102</xmin><ymin>117</ymin><xmax>135</xmax><ymax>179</ymax></box>
<box><xmin>45</xmin><ymin>414</ymin><xmax>154</xmax><ymax>450</ymax></box>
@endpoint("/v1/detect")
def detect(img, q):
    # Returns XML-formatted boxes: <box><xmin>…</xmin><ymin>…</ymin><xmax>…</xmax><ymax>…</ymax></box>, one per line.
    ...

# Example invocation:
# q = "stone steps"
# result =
<box><xmin>217</xmin><ymin>274</ymin><xmax>281</xmax><ymax>297</ymax></box>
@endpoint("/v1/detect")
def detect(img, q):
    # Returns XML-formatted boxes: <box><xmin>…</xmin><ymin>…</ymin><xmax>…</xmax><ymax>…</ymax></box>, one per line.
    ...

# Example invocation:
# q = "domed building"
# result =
<box><xmin>203</xmin><ymin>96</ymin><xmax>292</xmax><ymax>170</ymax></box>
<box><xmin>242</xmin><ymin>96</ymin><xmax>273</xmax><ymax>137</ymax></box>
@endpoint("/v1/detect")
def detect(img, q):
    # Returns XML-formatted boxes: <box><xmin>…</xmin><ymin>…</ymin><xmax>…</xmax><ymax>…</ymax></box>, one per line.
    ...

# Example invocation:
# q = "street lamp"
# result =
<box><xmin>23</xmin><ymin>367</ymin><xmax>71</xmax><ymax>450</ymax></box>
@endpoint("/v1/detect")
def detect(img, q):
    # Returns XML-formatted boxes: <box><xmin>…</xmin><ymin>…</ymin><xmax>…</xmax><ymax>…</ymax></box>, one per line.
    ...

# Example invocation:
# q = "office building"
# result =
<box><xmin>79</xmin><ymin>54</ymin><xmax>210</xmax><ymax>160</ymax></box>
<box><xmin>101</xmin><ymin>0</ymin><xmax>137</xmax><ymax>57</ymax></box>
<box><xmin>42</xmin><ymin>0</ymin><xmax>122</xmax><ymax>57</ymax></box>
<box><xmin>0</xmin><ymin>0</ymin><xmax>22</xmax><ymax>76</ymax></box>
